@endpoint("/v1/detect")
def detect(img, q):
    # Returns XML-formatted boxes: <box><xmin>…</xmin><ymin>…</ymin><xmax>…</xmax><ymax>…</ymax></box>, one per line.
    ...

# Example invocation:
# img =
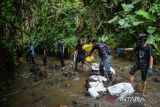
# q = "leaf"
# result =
<box><xmin>147</xmin><ymin>26</ymin><xmax>157</xmax><ymax>34</ymax></box>
<box><xmin>132</xmin><ymin>0</ymin><xmax>141</xmax><ymax>5</ymax></box>
<box><xmin>133</xmin><ymin>21</ymin><xmax>145</xmax><ymax>26</ymax></box>
<box><xmin>107</xmin><ymin>16</ymin><xmax>119</xmax><ymax>24</ymax></box>
<box><xmin>147</xmin><ymin>35</ymin><xmax>155</xmax><ymax>45</ymax></box>
<box><xmin>153</xmin><ymin>44</ymin><xmax>158</xmax><ymax>50</ymax></box>
<box><xmin>135</xmin><ymin>10</ymin><xmax>156</xmax><ymax>21</ymax></box>
<box><xmin>118</xmin><ymin>19</ymin><xmax>126</xmax><ymax>26</ymax></box>
<box><xmin>97</xmin><ymin>21</ymin><xmax>103</xmax><ymax>30</ymax></box>
<box><xmin>98</xmin><ymin>34</ymin><xmax>111</xmax><ymax>42</ymax></box>
<box><xmin>121</xmin><ymin>3</ymin><xmax>134</xmax><ymax>12</ymax></box>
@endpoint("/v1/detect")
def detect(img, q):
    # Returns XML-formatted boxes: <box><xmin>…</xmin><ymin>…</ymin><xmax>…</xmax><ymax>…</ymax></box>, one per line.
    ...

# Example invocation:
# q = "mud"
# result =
<box><xmin>1</xmin><ymin>56</ymin><xmax>160</xmax><ymax>107</ymax></box>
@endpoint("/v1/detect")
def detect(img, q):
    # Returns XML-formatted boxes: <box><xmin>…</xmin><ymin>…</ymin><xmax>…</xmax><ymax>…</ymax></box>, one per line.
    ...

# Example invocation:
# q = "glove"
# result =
<box><xmin>147</xmin><ymin>68</ymin><xmax>152</xmax><ymax>76</ymax></box>
<box><xmin>116</xmin><ymin>48</ymin><xmax>125</xmax><ymax>53</ymax></box>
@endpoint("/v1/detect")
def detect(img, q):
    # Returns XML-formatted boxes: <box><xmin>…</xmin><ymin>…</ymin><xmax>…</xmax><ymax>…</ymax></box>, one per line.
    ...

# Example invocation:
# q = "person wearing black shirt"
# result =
<box><xmin>42</xmin><ymin>47</ymin><xmax>48</xmax><ymax>65</ymax></box>
<box><xmin>74</xmin><ymin>38</ymin><xmax>85</xmax><ymax>70</ymax></box>
<box><xmin>58</xmin><ymin>39</ymin><xmax>65</xmax><ymax>67</ymax></box>
<box><xmin>117</xmin><ymin>33</ymin><xmax>153</xmax><ymax>95</ymax></box>
<box><xmin>89</xmin><ymin>38</ymin><xmax>112</xmax><ymax>83</ymax></box>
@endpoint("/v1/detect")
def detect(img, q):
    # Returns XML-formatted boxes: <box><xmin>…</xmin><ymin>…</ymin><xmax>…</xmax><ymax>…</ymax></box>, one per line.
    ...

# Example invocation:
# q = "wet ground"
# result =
<box><xmin>1</xmin><ymin>56</ymin><xmax>160</xmax><ymax>107</ymax></box>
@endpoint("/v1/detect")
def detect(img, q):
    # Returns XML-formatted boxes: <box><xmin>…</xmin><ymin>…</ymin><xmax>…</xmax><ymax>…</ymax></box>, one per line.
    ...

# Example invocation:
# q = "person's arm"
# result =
<box><xmin>74</xmin><ymin>45</ymin><xmax>78</xmax><ymax>54</ymax></box>
<box><xmin>124</xmin><ymin>48</ymin><xmax>134</xmax><ymax>51</ymax></box>
<box><xmin>148</xmin><ymin>45</ymin><xmax>154</xmax><ymax>68</ymax></box>
<box><xmin>89</xmin><ymin>45</ymin><xmax>96</xmax><ymax>55</ymax></box>
<box><xmin>149</xmin><ymin>56</ymin><xmax>153</xmax><ymax>68</ymax></box>
<box><xmin>117</xmin><ymin>47</ymin><xmax>135</xmax><ymax>53</ymax></box>
<box><xmin>147</xmin><ymin>45</ymin><xmax>154</xmax><ymax>76</ymax></box>
<box><xmin>62</xmin><ymin>46</ymin><xmax>64</xmax><ymax>54</ymax></box>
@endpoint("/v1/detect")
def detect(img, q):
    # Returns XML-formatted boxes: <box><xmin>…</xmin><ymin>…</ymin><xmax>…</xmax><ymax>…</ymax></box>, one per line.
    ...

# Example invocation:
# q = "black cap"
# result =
<box><xmin>138</xmin><ymin>33</ymin><xmax>148</xmax><ymax>42</ymax></box>
<box><xmin>92</xmin><ymin>38</ymin><xmax>97</xmax><ymax>42</ymax></box>
<box><xmin>139</xmin><ymin>33</ymin><xmax>148</xmax><ymax>38</ymax></box>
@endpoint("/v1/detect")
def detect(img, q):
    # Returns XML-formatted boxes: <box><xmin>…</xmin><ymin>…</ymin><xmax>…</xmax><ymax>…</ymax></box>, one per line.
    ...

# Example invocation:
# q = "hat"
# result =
<box><xmin>138</xmin><ymin>33</ymin><xmax>148</xmax><ymax>42</ymax></box>
<box><xmin>92</xmin><ymin>38</ymin><xmax>97</xmax><ymax>42</ymax></box>
<box><xmin>139</xmin><ymin>33</ymin><xmax>148</xmax><ymax>39</ymax></box>
<box><xmin>78</xmin><ymin>38</ymin><xmax>83</xmax><ymax>43</ymax></box>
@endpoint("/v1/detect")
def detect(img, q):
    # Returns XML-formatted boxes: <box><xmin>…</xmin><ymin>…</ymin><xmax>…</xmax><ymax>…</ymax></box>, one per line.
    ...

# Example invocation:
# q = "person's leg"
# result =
<box><xmin>60</xmin><ymin>53</ymin><xmax>65</xmax><ymax>67</ymax></box>
<box><xmin>104</xmin><ymin>56</ymin><xmax>112</xmax><ymax>82</ymax></box>
<box><xmin>31</xmin><ymin>55</ymin><xmax>34</xmax><ymax>64</ymax></box>
<box><xmin>75</xmin><ymin>61</ymin><xmax>78</xmax><ymax>70</ymax></box>
<box><xmin>45</xmin><ymin>56</ymin><xmax>47</xmax><ymax>64</ymax></box>
<box><xmin>142</xmin><ymin>80</ymin><xmax>147</xmax><ymax>94</ymax></box>
<box><xmin>129</xmin><ymin>61</ymin><xmax>140</xmax><ymax>85</ymax></box>
<box><xmin>43</xmin><ymin>56</ymin><xmax>46</xmax><ymax>65</ymax></box>
<box><xmin>26</xmin><ymin>55</ymin><xmax>29</xmax><ymax>63</ymax></box>
<box><xmin>32</xmin><ymin>55</ymin><xmax>35</xmax><ymax>64</ymax></box>
<box><xmin>81</xmin><ymin>61</ymin><xmax>84</xmax><ymax>71</ymax></box>
<box><xmin>81</xmin><ymin>55</ymin><xmax>85</xmax><ymax>71</ymax></box>
<box><xmin>100</xmin><ymin>60</ymin><xmax>105</xmax><ymax>76</ymax></box>
<box><xmin>141</xmin><ymin>66</ymin><xmax>148</xmax><ymax>94</ymax></box>
<box><xmin>129</xmin><ymin>74</ymin><xmax>134</xmax><ymax>85</ymax></box>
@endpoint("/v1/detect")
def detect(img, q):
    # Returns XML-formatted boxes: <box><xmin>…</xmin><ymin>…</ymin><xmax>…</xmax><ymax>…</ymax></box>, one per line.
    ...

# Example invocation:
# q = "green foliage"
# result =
<box><xmin>1</xmin><ymin>0</ymin><xmax>160</xmax><ymax>62</ymax></box>
<box><xmin>98</xmin><ymin>34</ymin><xmax>119</xmax><ymax>49</ymax></box>
<box><xmin>135</xmin><ymin>10</ymin><xmax>156</xmax><ymax>21</ymax></box>
<box><xmin>121</xmin><ymin>3</ymin><xmax>134</xmax><ymax>12</ymax></box>
<box><xmin>149</xmin><ymin>1</ymin><xmax>160</xmax><ymax>17</ymax></box>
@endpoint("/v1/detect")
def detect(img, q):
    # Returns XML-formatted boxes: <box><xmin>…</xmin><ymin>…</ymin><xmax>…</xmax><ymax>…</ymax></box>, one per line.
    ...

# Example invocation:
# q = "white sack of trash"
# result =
<box><xmin>89</xmin><ymin>75</ymin><xmax>107</xmax><ymax>82</ymax></box>
<box><xmin>88</xmin><ymin>87</ymin><xmax>99</xmax><ymax>98</ymax></box>
<box><xmin>89</xmin><ymin>82</ymin><xmax>106</xmax><ymax>92</ymax></box>
<box><xmin>91</xmin><ymin>63</ymin><xmax>116</xmax><ymax>74</ymax></box>
<box><xmin>88</xmin><ymin>81</ymin><xmax>106</xmax><ymax>98</ymax></box>
<box><xmin>107</xmin><ymin>82</ymin><xmax>135</xmax><ymax>101</ymax></box>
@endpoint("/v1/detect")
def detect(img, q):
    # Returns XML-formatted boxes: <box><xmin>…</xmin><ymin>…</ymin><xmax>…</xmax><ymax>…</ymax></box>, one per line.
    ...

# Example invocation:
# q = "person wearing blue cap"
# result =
<box><xmin>117</xmin><ymin>33</ymin><xmax>153</xmax><ymax>95</ymax></box>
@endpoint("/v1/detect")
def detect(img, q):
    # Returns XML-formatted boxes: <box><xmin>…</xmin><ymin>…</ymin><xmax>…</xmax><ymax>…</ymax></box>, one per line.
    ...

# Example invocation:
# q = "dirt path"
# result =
<box><xmin>1</xmin><ymin>56</ymin><xmax>160</xmax><ymax>107</ymax></box>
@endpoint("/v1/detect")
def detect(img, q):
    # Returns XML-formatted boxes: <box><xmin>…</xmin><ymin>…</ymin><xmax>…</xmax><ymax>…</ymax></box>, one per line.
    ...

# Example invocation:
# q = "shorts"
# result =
<box><xmin>76</xmin><ymin>54</ymin><xmax>85</xmax><ymax>63</ymax></box>
<box><xmin>129</xmin><ymin>60</ymin><xmax>148</xmax><ymax>81</ymax></box>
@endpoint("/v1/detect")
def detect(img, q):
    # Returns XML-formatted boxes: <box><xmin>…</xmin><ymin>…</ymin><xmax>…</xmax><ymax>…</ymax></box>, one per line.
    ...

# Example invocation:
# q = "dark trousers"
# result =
<box><xmin>59</xmin><ymin>52</ymin><xmax>65</xmax><ymax>67</ymax></box>
<box><xmin>129</xmin><ymin>60</ymin><xmax>148</xmax><ymax>81</ymax></box>
<box><xmin>43</xmin><ymin>56</ymin><xmax>47</xmax><ymax>64</ymax></box>
<box><xmin>31</xmin><ymin>55</ymin><xmax>35</xmax><ymax>64</ymax></box>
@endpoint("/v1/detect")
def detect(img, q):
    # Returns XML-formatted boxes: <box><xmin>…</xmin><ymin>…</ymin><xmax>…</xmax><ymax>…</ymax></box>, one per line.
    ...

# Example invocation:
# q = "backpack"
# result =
<box><xmin>99</xmin><ymin>43</ymin><xmax>111</xmax><ymax>55</ymax></box>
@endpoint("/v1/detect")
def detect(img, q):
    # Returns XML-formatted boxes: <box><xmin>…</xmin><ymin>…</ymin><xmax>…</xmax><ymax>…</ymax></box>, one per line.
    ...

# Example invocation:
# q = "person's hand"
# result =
<box><xmin>147</xmin><ymin>68</ymin><xmax>152</xmax><ymax>76</ymax></box>
<box><xmin>116</xmin><ymin>48</ymin><xmax>125</xmax><ymax>53</ymax></box>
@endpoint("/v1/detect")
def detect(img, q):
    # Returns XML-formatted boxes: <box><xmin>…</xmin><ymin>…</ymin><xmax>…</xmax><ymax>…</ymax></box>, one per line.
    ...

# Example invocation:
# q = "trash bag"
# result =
<box><xmin>107</xmin><ymin>82</ymin><xmax>134</xmax><ymax>101</ymax></box>
<box><xmin>83</xmin><ymin>44</ymin><xmax>93</xmax><ymax>52</ymax></box>
<box><xmin>85</xmin><ymin>55</ymin><xmax>94</xmax><ymax>62</ymax></box>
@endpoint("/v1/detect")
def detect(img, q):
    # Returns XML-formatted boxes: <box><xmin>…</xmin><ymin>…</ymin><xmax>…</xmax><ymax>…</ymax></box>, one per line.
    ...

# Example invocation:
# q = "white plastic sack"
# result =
<box><xmin>110</xmin><ymin>67</ymin><xmax>116</xmax><ymax>74</ymax></box>
<box><xmin>89</xmin><ymin>82</ymin><xmax>106</xmax><ymax>91</ymax></box>
<box><xmin>91</xmin><ymin>63</ymin><xmax>116</xmax><ymax>74</ymax></box>
<box><xmin>107</xmin><ymin>82</ymin><xmax>134</xmax><ymax>101</ymax></box>
<box><xmin>89</xmin><ymin>75</ymin><xmax>107</xmax><ymax>82</ymax></box>
<box><xmin>91</xmin><ymin>63</ymin><xmax>99</xmax><ymax>71</ymax></box>
<box><xmin>88</xmin><ymin>82</ymin><xmax>106</xmax><ymax>97</ymax></box>
<box><xmin>88</xmin><ymin>87</ymin><xmax>99</xmax><ymax>97</ymax></box>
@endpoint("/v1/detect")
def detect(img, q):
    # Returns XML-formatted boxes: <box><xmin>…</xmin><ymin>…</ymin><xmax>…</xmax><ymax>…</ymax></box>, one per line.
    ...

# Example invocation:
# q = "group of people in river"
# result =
<box><xmin>15</xmin><ymin>32</ymin><xmax>155</xmax><ymax>95</ymax></box>
<box><xmin>71</xmin><ymin>33</ymin><xmax>153</xmax><ymax>96</ymax></box>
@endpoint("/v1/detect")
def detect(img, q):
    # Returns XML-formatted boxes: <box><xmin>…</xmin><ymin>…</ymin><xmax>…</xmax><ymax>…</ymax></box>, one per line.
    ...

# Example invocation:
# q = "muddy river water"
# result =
<box><xmin>1</xmin><ymin>57</ymin><xmax>160</xmax><ymax>107</ymax></box>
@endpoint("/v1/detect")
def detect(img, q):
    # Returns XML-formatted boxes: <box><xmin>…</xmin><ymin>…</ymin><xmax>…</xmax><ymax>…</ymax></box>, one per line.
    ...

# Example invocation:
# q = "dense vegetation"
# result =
<box><xmin>0</xmin><ymin>0</ymin><xmax>160</xmax><ymax>84</ymax></box>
